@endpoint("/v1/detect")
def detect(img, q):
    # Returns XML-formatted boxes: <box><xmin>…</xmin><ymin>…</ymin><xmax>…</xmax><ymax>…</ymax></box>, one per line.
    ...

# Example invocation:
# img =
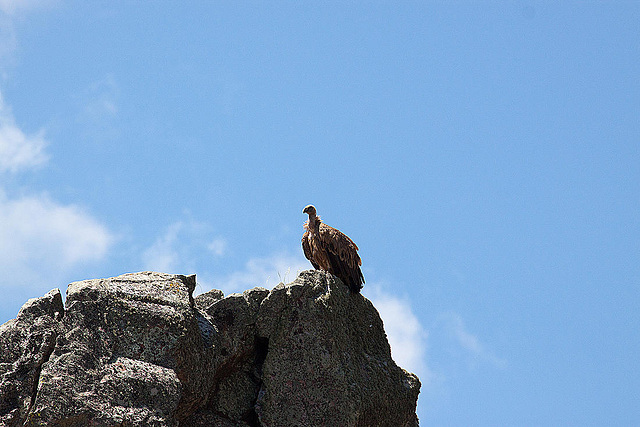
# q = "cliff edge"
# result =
<box><xmin>0</xmin><ymin>270</ymin><xmax>420</xmax><ymax>426</ymax></box>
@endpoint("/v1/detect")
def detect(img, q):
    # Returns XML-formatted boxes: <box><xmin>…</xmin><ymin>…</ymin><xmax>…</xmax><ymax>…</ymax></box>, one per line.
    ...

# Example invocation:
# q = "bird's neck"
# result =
<box><xmin>307</xmin><ymin>215</ymin><xmax>321</xmax><ymax>233</ymax></box>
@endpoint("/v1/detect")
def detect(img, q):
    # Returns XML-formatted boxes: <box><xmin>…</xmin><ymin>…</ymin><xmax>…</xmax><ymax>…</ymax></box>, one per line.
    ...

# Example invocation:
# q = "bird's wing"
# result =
<box><xmin>319</xmin><ymin>223</ymin><xmax>365</xmax><ymax>291</ymax></box>
<box><xmin>302</xmin><ymin>230</ymin><xmax>320</xmax><ymax>269</ymax></box>
<box><xmin>318</xmin><ymin>223</ymin><xmax>362</xmax><ymax>269</ymax></box>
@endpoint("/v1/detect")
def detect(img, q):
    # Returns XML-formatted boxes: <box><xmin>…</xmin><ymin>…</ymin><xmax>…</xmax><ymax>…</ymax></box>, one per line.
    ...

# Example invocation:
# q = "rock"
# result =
<box><xmin>200</xmin><ymin>287</ymin><xmax>269</xmax><ymax>424</ymax></box>
<box><xmin>0</xmin><ymin>289</ymin><xmax>64</xmax><ymax>426</ymax></box>
<box><xmin>194</xmin><ymin>289</ymin><xmax>225</xmax><ymax>311</ymax></box>
<box><xmin>255</xmin><ymin>271</ymin><xmax>420</xmax><ymax>427</ymax></box>
<box><xmin>24</xmin><ymin>272</ymin><xmax>211</xmax><ymax>426</ymax></box>
<box><xmin>0</xmin><ymin>270</ymin><xmax>420</xmax><ymax>426</ymax></box>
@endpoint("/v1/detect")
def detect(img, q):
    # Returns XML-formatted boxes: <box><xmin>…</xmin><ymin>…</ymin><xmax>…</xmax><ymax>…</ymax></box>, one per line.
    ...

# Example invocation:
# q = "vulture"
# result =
<box><xmin>302</xmin><ymin>205</ymin><xmax>364</xmax><ymax>292</ymax></box>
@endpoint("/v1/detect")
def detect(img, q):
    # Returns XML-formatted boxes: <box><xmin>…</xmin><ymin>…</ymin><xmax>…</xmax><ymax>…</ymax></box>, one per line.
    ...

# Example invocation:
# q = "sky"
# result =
<box><xmin>0</xmin><ymin>1</ymin><xmax>638</xmax><ymax>425</ymax></box>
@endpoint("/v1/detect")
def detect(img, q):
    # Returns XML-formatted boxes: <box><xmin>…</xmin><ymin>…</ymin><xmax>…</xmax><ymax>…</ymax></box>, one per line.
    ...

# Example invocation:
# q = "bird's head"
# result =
<box><xmin>303</xmin><ymin>205</ymin><xmax>317</xmax><ymax>216</ymax></box>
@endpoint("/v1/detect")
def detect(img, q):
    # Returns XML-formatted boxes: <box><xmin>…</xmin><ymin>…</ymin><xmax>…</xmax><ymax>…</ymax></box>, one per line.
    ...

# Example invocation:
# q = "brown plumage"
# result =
<box><xmin>302</xmin><ymin>205</ymin><xmax>364</xmax><ymax>292</ymax></box>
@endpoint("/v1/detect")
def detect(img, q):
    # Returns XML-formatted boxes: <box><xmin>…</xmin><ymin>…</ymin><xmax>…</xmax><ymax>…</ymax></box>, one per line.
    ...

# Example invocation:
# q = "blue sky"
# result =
<box><xmin>1</xmin><ymin>1</ymin><xmax>638</xmax><ymax>425</ymax></box>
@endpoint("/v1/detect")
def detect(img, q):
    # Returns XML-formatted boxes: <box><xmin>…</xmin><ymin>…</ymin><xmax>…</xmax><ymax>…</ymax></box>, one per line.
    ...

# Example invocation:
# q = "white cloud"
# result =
<box><xmin>0</xmin><ymin>88</ymin><xmax>112</xmax><ymax>286</ymax></box>
<box><xmin>0</xmin><ymin>92</ymin><xmax>48</xmax><ymax>172</ymax></box>
<box><xmin>81</xmin><ymin>74</ymin><xmax>119</xmax><ymax>119</ymax></box>
<box><xmin>142</xmin><ymin>221</ymin><xmax>183</xmax><ymax>273</ymax></box>
<box><xmin>0</xmin><ymin>1</ymin><xmax>53</xmax><ymax>170</ymax></box>
<box><xmin>207</xmin><ymin>238</ymin><xmax>227</xmax><ymax>257</ymax></box>
<box><xmin>142</xmin><ymin>222</ymin><xmax>308</xmax><ymax>296</ymax></box>
<box><xmin>0</xmin><ymin>0</ymin><xmax>56</xmax><ymax>72</ymax></box>
<box><xmin>0</xmin><ymin>0</ymin><xmax>114</xmax><ymax>323</ymax></box>
<box><xmin>209</xmin><ymin>252</ymin><xmax>309</xmax><ymax>295</ymax></box>
<box><xmin>74</xmin><ymin>74</ymin><xmax>121</xmax><ymax>141</ymax></box>
<box><xmin>364</xmin><ymin>285</ymin><xmax>430</xmax><ymax>383</ymax></box>
<box><xmin>0</xmin><ymin>0</ymin><xmax>54</xmax><ymax>15</ymax></box>
<box><xmin>441</xmin><ymin>312</ymin><xmax>507</xmax><ymax>369</ymax></box>
<box><xmin>0</xmin><ymin>190</ymin><xmax>114</xmax><ymax>288</ymax></box>
<box><xmin>142</xmin><ymin>216</ymin><xmax>228</xmax><ymax>274</ymax></box>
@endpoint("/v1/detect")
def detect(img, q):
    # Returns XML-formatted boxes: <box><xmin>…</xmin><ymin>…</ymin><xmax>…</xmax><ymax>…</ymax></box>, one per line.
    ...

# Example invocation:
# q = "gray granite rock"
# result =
<box><xmin>0</xmin><ymin>289</ymin><xmax>64</xmax><ymax>426</ymax></box>
<box><xmin>255</xmin><ymin>270</ymin><xmax>420</xmax><ymax>427</ymax></box>
<box><xmin>0</xmin><ymin>270</ymin><xmax>420</xmax><ymax>426</ymax></box>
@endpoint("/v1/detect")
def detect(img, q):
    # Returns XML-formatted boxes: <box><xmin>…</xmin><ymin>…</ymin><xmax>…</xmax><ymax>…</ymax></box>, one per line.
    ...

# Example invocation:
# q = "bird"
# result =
<box><xmin>301</xmin><ymin>205</ymin><xmax>364</xmax><ymax>292</ymax></box>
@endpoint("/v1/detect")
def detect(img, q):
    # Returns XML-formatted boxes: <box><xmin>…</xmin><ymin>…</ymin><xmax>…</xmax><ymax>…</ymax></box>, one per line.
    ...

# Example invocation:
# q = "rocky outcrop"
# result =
<box><xmin>0</xmin><ymin>289</ymin><xmax>64</xmax><ymax>426</ymax></box>
<box><xmin>0</xmin><ymin>270</ymin><xmax>420</xmax><ymax>426</ymax></box>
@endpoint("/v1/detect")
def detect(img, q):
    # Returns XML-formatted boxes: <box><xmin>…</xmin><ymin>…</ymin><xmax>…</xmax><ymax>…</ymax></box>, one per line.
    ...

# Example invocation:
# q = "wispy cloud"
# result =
<box><xmin>0</xmin><ymin>66</ymin><xmax>112</xmax><ymax>296</ymax></box>
<box><xmin>75</xmin><ymin>74</ymin><xmax>121</xmax><ymax>141</ymax></box>
<box><xmin>0</xmin><ymin>15</ymin><xmax>16</xmax><ymax>69</ymax></box>
<box><xmin>441</xmin><ymin>312</ymin><xmax>507</xmax><ymax>369</ymax></box>
<box><xmin>365</xmin><ymin>284</ymin><xmax>430</xmax><ymax>383</ymax></box>
<box><xmin>0</xmin><ymin>89</ymin><xmax>111</xmax><ymax>292</ymax></box>
<box><xmin>0</xmin><ymin>92</ymin><xmax>111</xmax><ymax>285</ymax></box>
<box><xmin>0</xmin><ymin>0</ymin><xmax>114</xmax><ymax>323</ymax></box>
<box><xmin>0</xmin><ymin>0</ymin><xmax>56</xmax><ymax>72</ymax></box>
<box><xmin>0</xmin><ymin>0</ymin><xmax>55</xmax><ymax>15</ymax></box>
<box><xmin>142</xmin><ymin>222</ymin><xmax>183</xmax><ymax>273</ymax></box>
<box><xmin>80</xmin><ymin>74</ymin><xmax>119</xmax><ymax>119</ymax></box>
<box><xmin>207</xmin><ymin>238</ymin><xmax>227</xmax><ymax>257</ymax></box>
<box><xmin>209</xmin><ymin>253</ymin><xmax>431</xmax><ymax>382</ymax></box>
<box><xmin>209</xmin><ymin>252</ymin><xmax>309</xmax><ymax>295</ymax></box>
<box><xmin>0</xmin><ymin>190</ymin><xmax>114</xmax><ymax>288</ymax></box>
<box><xmin>0</xmin><ymin>92</ymin><xmax>48</xmax><ymax>172</ymax></box>
<box><xmin>142</xmin><ymin>215</ymin><xmax>228</xmax><ymax>274</ymax></box>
